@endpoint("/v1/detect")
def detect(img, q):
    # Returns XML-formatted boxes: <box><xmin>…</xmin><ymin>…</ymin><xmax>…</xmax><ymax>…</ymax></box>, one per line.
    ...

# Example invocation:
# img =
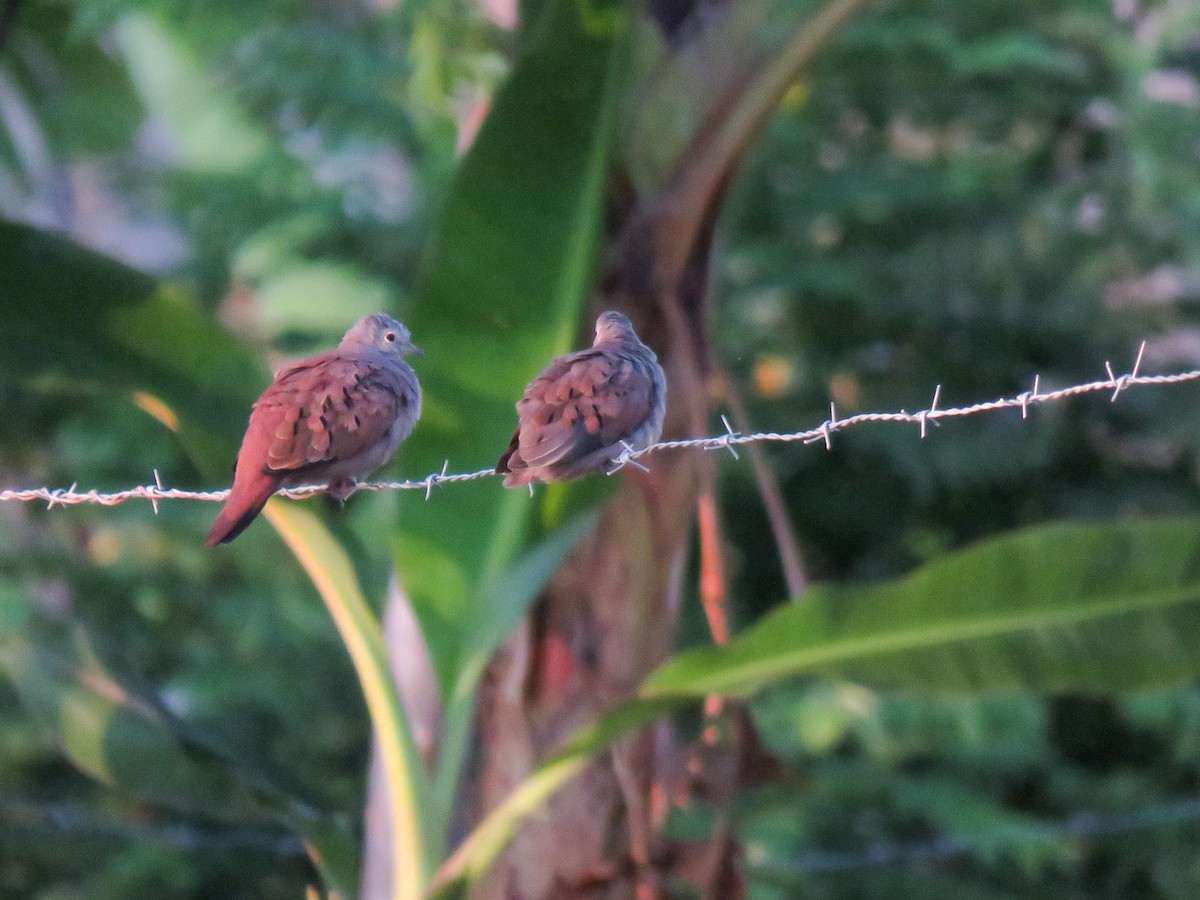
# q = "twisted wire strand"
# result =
<box><xmin>4</xmin><ymin>348</ymin><xmax>1198</xmax><ymax>511</ymax></box>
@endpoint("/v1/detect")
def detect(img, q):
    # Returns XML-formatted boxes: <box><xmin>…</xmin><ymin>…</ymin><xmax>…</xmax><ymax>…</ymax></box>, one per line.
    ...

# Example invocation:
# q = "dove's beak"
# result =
<box><xmin>409</xmin><ymin>344</ymin><xmax>425</xmax><ymax>358</ymax></box>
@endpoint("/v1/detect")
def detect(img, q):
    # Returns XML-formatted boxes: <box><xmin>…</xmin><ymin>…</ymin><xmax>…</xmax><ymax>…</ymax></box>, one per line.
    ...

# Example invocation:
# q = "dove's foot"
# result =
<box><xmin>327</xmin><ymin>478</ymin><xmax>358</xmax><ymax>503</ymax></box>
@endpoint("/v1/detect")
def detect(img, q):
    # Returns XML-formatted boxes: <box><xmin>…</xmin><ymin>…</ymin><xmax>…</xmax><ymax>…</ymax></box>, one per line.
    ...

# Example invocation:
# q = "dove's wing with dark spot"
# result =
<box><xmin>207</xmin><ymin>316</ymin><xmax>422</xmax><ymax>546</ymax></box>
<box><xmin>251</xmin><ymin>353</ymin><xmax>405</xmax><ymax>476</ymax></box>
<box><xmin>513</xmin><ymin>347</ymin><xmax>656</xmax><ymax>471</ymax></box>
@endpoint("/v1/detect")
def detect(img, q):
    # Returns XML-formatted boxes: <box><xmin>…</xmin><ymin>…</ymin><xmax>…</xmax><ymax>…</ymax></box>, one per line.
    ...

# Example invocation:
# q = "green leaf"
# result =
<box><xmin>255</xmin><ymin>262</ymin><xmax>396</xmax><ymax>336</ymax></box>
<box><xmin>0</xmin><ymin>578</ymin><xmax>32</xmax><ymax>636</ymax></box>
<box><xmin>390</xmin><ymin>0</ymin><xmax>629</xmax><ymax>857</ymax></box>
<box><xmin>6</xmin><ymin>5</ymin><xmax>142</xmax><ymax>158</ymax></box>
<box><xmin>396</xmin><ymin>0</ymin><xmax>627</xmax><ymax>687</ymax></box>
<box><xmin>443</xmin><ymin>518</ymin><xmax>1200</xmax><ymax>883</ymax></box>
<box><xmin>645</xmin><ymin>518</ymin><xmax>1200</xmax><ymax>698</ymax></box>
<box><xmin>463</xmin><ymin>511</ymin><xmax>600</xmax><ymax>668</ymax></box>
<box><xmin>0</xmin><ymin>631</ymin><xmax>227</xmax><ymax>798</ymax></box>
<box><xmin>628</xmin><ymin>0</ymin><xmax>874</xmax><ymax>287</ymax></box>
<box><xmin>952</xmin><ymin>35</ymin><xmax>1090</xmax><ymax>80</ymax></box>
<box><xmin>0</xmin><ymin>223</ymin><xmax>371</xmax><ymax>895</ymax></box>
<box><xmin>0</xmin><ymin>623</ymin><xmax>358</xmax><ymax>897</ymax></box>
<box><xmin>115</xmin><ymin>14</ymin><xmax>270</xmax><ymax>172</ymax></box>
<box><xmin>264</xmin><ymin>502</ymin><xmax>430</xmax><ymax>898</ymax></box>
<box><xmin>0</xmin><ymin>221</ymin><xmax>263</xmax><ymax>473</ymax></box>
<box><xmin>429</xmin><ymin>511</ymin><xmax>599</xmax><ymax>839</ymax></box>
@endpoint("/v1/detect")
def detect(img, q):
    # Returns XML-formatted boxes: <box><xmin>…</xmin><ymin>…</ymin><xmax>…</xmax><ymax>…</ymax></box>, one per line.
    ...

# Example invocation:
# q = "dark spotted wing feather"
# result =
<box><xmin>498</xmin><ymin>346</ymin><xmax>659</xmax><ymax>483</ymax></box>
<box><xmin>253</xmin><ymin>353</ymin><xmax>405</xmax><ymax>476</ymax></box>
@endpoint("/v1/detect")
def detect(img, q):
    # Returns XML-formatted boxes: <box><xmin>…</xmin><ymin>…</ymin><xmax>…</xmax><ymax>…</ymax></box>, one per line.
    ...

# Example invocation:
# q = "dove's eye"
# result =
<box><xmin>385</xmin><ymin>332</ymin><xmax>397</xmax><ymax>342</ymax></box>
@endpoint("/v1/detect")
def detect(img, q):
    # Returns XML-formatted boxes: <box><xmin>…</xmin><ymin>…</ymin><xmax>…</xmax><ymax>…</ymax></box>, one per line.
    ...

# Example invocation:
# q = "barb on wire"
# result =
<box><xmin>804</xmin><ymin>402</ymin><xmax>836</xmax><ymax>450</ymax></box>
<box><xmin>1018</xmin><ymin>374</ymin><xmax>1040</xmax><ymax>420</ymax></box>
<box><xmin>424</xmin><ymin>460</ymin><xmax>451</xmax><ymax>500</ymax></box>
<box><xmin>916</xmin><ymin>385</ymin><xmax>941</xmax><ymax>439</ymax></box>
<box><xmin>3</xmin><ymin>352</ymin><xmax>1199</xmax><ymax>510</ymax></box>
<box><xmin>707</xmin><ymin>415</ymin><xmax>741</xmax><ymax>459</ymax></box>
<box><xmin>611</xmin><ymin>440</ymin><xmax>651</xmax><ymax>474</ymax></box>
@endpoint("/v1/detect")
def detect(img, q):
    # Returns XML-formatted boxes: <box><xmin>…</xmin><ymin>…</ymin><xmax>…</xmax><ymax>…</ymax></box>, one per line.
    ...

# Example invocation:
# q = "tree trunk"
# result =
<box><xmin>468</xmin><ymin>205</ymin><xmax>719</xmax><ymax>897</ymax></box>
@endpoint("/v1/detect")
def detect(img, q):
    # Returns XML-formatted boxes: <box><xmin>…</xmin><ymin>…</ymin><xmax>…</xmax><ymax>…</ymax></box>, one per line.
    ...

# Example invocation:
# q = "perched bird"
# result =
<box><xmin>497</xmin><ymin>310</ymin><xmax>666</xmax><ymax>488</ymax></box>
<box><xmin>205</xmin><ymin>313</ymin><xmax>423</xmax><ymax>546</ymax></box>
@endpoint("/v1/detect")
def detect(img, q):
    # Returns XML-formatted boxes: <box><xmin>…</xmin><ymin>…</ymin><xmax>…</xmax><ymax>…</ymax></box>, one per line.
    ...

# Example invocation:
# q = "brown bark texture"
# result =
<box><xmin>467</xmin><ymin>194</ymin><xmax>720</xmax><ymax>897</ymax></box>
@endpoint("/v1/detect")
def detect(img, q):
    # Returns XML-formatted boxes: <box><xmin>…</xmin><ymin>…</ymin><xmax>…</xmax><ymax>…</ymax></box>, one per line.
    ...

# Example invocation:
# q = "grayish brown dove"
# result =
<box><xmin>497</xmin><ymin>311</ymin><xmax>666</xmax><ymax>487</ymax></box>
<box><xmin>205</xmin><ymin>313</ymin><xmax>423</xmax><ymax>545</ymax></box>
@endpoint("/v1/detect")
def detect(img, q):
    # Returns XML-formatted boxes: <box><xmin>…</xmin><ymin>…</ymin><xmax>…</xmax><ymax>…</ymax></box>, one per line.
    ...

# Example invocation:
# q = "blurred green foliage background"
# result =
<box><xmin>4</xmin><ymin>0</ymin><xmax>1200</xmax><ymax>896</ymax></box>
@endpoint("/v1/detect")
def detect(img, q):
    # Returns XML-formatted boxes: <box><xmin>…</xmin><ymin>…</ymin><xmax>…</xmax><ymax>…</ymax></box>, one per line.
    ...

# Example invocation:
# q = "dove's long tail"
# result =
<box><xmin>205</xmin><ymin>474</ymin><xmax>279</xmax><ymax>546</ymax></box>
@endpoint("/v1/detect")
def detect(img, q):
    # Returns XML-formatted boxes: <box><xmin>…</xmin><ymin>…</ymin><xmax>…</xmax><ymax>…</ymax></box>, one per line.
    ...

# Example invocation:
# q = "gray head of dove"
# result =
<box><xmin>594</xmin><ymin>310</ymin><xmax>640</xmax><ymax>345</ymax></box>
<box><xmin>342</xmin><ymin>313</ymin><xmax>423</xmax><ymax>357</ymax></box>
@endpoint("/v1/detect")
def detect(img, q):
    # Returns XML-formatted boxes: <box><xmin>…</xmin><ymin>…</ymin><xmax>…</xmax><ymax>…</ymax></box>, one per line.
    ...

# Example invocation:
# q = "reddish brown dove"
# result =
<box><xmin>497</xmin><ymin>311</ymin><xmax>666</xmax><ymax>488</ymax></box>
<box><xmin>205</xmin><ymin>313</ymin><xmax>423</xmax><ymax>545</ymax></box>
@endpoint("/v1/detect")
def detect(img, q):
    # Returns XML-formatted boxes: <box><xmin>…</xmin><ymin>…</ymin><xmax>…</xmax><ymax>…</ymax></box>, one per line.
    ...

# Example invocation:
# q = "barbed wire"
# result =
<box><xmin>3</xmin><ymin>343</ymin><xmax>1199</xmax><ymax>511</ymax></box>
